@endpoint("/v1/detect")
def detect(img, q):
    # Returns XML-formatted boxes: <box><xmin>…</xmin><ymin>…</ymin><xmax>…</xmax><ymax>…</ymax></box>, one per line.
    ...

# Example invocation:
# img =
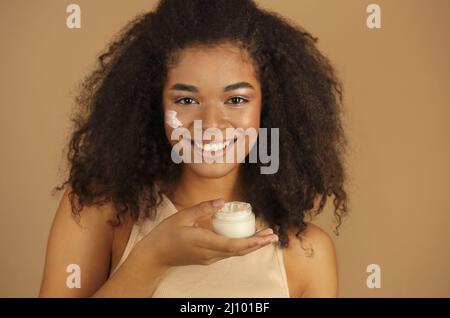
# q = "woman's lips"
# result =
<box><xmin>186</xmin><ymin>137</ymin><xmax>238</xmax><ymax>160</ymax></box>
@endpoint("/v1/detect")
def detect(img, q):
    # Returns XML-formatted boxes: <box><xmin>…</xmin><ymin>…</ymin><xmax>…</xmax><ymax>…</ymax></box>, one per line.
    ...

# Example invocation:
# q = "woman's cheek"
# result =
<box><xmin>228</xmin><ymin>107</ymin><xmax>260</xmax><ymax>130</ymax></box>
<box><xmin>164</xmin><ymin>109</ymin><xmax>197</xmax><ymax>147</ymax></box>
<box><xmin>165</xmin><ymin>109</ymin><xmax>183</xmax><ymax>129</ymax></box>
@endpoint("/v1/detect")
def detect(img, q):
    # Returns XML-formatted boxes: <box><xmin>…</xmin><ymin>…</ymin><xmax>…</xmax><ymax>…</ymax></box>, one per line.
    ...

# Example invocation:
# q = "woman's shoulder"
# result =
<box><xmin>283</xmin><ymin>223</ymin><xmax>338</xmax><ymax>297</ymax></box>
<box><xmin>57</xmin><ymin>185</ymin><xmax>128</xmax><ymax>227</ymax></box>
<box><xmin>40</xmin><ymin>185</ymin><xmax>126</xmax><ymax>296</ymax></box>
<box><xmin>286</xmin><ymin>223</ymin><xmax>335</xmax><ymax>256</ymax></box>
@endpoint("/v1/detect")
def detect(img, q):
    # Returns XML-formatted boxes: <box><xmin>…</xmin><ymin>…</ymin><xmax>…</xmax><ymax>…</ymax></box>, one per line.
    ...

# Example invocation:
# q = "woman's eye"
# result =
<box><xmin>226</xmin><ymin>97</ymin><xmax>248</xmax><ymax>105</ymax></box>
<box><xmin>175</xmin><ymin>97</ymin><xmax>198</xmax><ymax>105</ymax></box>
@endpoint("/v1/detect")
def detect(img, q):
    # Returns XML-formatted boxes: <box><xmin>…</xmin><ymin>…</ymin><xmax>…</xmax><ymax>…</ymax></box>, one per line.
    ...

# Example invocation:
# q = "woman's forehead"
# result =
<box><xmin>165</xmin><ymin>44</ymin><xmax>259</xmax><ymax>90</ymax></box>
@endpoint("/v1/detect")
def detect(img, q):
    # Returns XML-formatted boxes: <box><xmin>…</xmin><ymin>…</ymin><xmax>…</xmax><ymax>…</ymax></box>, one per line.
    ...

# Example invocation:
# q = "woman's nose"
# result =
<box><xmin>200</xmin><ymin>103</ymin><xmax>227</xmax><ymax>129</ymax></box>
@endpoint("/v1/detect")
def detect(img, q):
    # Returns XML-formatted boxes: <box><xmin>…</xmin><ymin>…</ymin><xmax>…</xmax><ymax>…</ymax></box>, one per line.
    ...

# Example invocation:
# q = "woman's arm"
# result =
<box><xmin>92</xmin><ymin>242</ymin><xmax>168</xmax><ymax>297</ymax></box>
<box><xmin>284</xmin><ymin>223</ymin><xmax>338</xmax><ymax>298</ymax></box>
<box><xmin>39</xmin><ymin>186</ymin><xmax>167</xmax><ymax>297</ymax></box>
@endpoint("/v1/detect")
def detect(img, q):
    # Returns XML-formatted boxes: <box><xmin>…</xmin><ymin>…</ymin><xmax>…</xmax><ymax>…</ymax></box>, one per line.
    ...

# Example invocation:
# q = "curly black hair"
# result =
<box><xmin>55</xmin><ymin>0</ymin><xmax>349</xmax><ymax>249</ymax></box>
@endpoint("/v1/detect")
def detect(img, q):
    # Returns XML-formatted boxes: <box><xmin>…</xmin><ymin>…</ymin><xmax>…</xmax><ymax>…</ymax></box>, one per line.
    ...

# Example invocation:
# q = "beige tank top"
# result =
<box><xmin>110</xmin><ymin>192</ymin><xmax>290</xmax><ymax>298</ymax></box>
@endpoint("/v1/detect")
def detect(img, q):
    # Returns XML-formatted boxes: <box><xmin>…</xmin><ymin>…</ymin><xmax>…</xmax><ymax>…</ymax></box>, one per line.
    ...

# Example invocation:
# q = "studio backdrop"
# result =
<box><xmin>0</xmin><ymin>0</ymin><xmax>449</xmax><ymax>297</ymax></box>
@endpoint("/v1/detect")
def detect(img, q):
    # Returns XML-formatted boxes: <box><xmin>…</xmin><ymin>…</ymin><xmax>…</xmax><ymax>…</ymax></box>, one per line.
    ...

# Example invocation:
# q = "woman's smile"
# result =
<box><xmin>185</xmin><ymin>137</ymin><xmax>239</xmax><ymax>161</ymax></box>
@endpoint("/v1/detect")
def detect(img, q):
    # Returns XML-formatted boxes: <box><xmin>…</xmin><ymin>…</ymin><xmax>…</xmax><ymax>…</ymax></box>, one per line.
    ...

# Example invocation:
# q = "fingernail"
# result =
<box><xmin>212</xmin><ymin>199</ymin><xmax>225</xmax><ymax>207</ymax></box>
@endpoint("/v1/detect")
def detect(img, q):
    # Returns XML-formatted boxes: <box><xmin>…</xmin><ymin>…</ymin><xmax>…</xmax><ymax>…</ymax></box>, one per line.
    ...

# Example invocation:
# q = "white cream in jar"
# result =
<box><xmin>212</xmin><ymin>201</ymin><xmax>256</xmax><ymax>238</ymax></box>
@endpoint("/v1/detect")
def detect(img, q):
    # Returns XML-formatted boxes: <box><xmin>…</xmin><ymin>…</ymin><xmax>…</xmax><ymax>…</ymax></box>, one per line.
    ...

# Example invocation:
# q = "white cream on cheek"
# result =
<box><xmin>165</xmin><ymin>110</ymin><xmax>183</xmax><ymax>129</ymax></box>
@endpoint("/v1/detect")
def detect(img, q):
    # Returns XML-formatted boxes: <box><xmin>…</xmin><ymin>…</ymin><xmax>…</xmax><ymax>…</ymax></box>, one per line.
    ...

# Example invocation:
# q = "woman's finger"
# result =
<box><xmin>203</xmin><ymin>233</ymin><xmax>279</xmax><ymax>260</ymax></box>
<box><xmin>193</xmin><ymin>227</ymin><xmax>278</xmax><ymax>253</ymax></box>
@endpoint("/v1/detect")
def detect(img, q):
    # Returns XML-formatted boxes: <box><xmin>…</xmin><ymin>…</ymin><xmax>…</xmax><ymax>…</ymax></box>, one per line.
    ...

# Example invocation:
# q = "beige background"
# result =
<box><xmin>1</xmin><ymin>0</ymin><xmax>449</xmax><ymax>297</ymax></box>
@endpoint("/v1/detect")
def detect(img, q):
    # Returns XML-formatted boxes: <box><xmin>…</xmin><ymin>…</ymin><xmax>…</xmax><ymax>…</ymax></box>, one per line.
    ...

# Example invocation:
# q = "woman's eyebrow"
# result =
<box><xmin>169</xmin><ymin>82</ymin><xmax>255</xmax><ymax>93</ymax></box>
<box><xmin>223</xmin><ymin>82</ymin><xmax>255</xmax><ymax>92</ymax></box>
<box><xmin>170</xmin><ymin>83</ymin><xmax>198</xmax><ymax>93</ymax></box>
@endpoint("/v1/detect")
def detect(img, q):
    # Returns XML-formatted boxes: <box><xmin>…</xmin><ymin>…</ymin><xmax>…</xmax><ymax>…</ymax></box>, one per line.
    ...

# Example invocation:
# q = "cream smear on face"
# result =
<box><xmin>166</xmin><ymin>110</ymin><xmax>183</xmax><ymax>129</ymax></box>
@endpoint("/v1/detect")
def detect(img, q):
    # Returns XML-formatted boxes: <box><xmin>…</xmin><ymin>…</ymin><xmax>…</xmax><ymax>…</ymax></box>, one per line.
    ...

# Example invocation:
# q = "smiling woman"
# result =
<box><xmin>40</xmin><ymin>0</ymin><xmax>347</xmax><ymax>298</ymax></box>
<box><xmin>163</xmin><ymin>43</ymin><xmax>262</xmax><ymax>176</ymax></box>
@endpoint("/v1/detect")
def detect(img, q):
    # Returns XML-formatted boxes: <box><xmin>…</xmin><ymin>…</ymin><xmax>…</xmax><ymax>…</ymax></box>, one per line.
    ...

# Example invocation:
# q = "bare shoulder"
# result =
<box><xmin>39</xmin><ymin>185</ymin><xmax>128</xmax><ymax>297</ymax></box>
<box><xmin>283</xmin><ymin>223</ymin><xmax>338</xmax><ymax>298</ymax></box>
<box><xmin>53</xmin><ymin>185</ymin><xmax>120</xmax><ymax>227</ymax></box>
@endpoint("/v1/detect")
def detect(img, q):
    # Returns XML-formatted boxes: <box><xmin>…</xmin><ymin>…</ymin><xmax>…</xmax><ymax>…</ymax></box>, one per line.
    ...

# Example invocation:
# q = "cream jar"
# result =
<box><xmin>212</xmin><ymin>201</ymin><xmax>256</xmax><ymax>238</ymax></box>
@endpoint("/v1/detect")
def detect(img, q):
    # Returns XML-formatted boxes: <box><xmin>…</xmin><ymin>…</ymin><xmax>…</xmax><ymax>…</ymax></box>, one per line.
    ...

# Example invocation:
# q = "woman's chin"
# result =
<box><xmin>186</xmin><ymin>162</ymin><xmax>240</xmax><ymax>178</ymax></box>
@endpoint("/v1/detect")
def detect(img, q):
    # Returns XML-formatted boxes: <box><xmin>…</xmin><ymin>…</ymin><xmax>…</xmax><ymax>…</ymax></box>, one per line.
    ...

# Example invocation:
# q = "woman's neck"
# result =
<box><xmin>167</xmin><ymin>166</ymin><xmax>245</xmax><ymax>211</ymax></box>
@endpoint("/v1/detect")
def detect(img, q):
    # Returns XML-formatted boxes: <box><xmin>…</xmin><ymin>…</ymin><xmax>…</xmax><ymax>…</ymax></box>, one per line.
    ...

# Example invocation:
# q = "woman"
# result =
<box><xmin>40</xmin><ymin>0</ymin><xmax>348</xmax><ymax>297</ymax></box>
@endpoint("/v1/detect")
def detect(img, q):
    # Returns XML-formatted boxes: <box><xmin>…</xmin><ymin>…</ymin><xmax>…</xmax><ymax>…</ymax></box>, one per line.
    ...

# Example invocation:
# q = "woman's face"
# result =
<box><xmin>162</xmin><ymin>43</ymin><xmax>262</xmax><ymax>178</ymax></box>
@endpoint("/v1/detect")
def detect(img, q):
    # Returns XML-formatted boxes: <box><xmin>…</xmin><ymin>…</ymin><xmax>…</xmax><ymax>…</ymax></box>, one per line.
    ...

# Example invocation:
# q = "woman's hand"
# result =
<box><xmin>133</xmin><ymin>199</ymin><xmax>279</xmax><ymax>269</ymax></box>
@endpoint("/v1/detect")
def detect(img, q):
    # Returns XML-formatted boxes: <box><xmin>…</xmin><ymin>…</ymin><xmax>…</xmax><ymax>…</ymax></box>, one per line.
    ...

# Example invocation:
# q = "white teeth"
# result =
<box><xmin>194</xmin><ymin>140</ymin><xmax>231</xmax><ymax>152</ymax></box>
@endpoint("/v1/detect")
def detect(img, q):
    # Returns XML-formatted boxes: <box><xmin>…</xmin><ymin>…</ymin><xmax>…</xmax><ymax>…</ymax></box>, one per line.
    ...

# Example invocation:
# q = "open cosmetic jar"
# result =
<box><xmin>212</xmin><ymin>201</ymin><xmax>256</xmax><ymax>238</ymax></box>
